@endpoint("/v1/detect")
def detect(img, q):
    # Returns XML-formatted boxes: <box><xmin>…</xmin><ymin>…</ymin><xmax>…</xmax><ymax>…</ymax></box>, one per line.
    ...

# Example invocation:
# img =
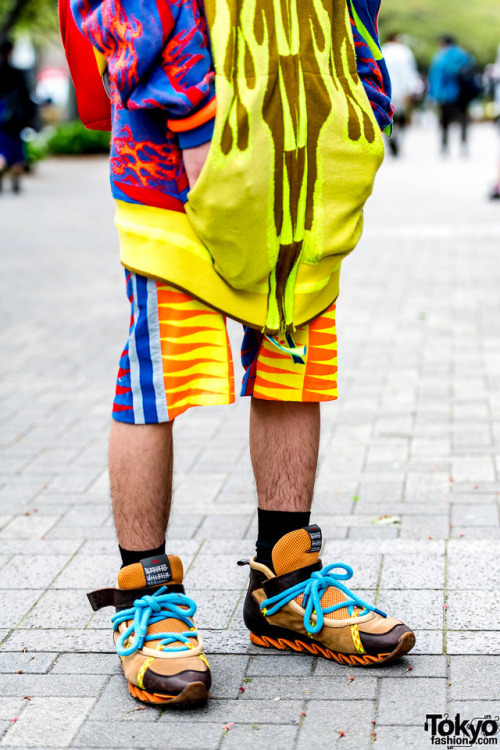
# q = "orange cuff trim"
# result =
<box><xmin>167</xmin><ymin>98</ymin><xmax>216</xmax><ymax>133</ymax></box>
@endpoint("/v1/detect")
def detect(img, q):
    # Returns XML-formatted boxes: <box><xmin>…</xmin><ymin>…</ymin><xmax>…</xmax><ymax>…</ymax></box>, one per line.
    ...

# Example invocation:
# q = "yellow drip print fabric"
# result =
<box><xmin>185</xmin><ymin>0</ymin><xmax>384</xmax><ymax>333</ymax></box>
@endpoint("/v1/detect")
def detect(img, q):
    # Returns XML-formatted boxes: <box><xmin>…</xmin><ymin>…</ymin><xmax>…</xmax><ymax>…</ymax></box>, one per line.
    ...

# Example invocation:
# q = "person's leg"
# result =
<box><xmin>109</xmin><ymin>420</ymin><xmax>173</xmax><ymax>552</ymax></box>
<box><xmin>240</xmin><ymin>305</ymin><xmax>415</xmax><ymax>665</ymax></box>
<box><xmin>93</xmin><ymin>280</ymin><xmax>235</xmax><ymax>707</ymax></box>
<box><xmin>440</xmin><ymin>104</ymin><xmax>450</xmax><ymax>153</ymax></box>
<box><xmin>10</xmin><ymin>162</ymin><xmax>23</xmax><ymax>193</ymax></box>
<box><xmin>460</xmin><ymin>104</ymin><xmax>469</xmax><ymax>152</ymax></box>
<box><xmin>249</xmin><ymin>399</ymin><xmax>320</xmax><ymax>513</ymax></box>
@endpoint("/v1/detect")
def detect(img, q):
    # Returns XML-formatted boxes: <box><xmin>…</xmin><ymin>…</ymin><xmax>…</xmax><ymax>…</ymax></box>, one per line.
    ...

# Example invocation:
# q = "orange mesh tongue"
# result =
<box><xmin>117</xmin><ymin>554</ymin><xmax>183</xmax><ymax>589</ymax></box>
<box><xmin>272</xmin><ymin>527</ymin><xmax>355</xmax><ymax>621</ymax></box>
<box><xmin>272</xmin><ymin>526</ymin><xmax>322</xmax><ymax>576</ymax></box>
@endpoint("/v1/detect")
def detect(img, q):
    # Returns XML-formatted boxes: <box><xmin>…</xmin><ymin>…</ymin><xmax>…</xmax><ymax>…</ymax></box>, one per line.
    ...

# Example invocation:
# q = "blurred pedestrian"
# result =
<box><xmin>0</xmin><ymin>36</ymin><xmax>34</xmax><ymax>194</ymax></box>
<box><xmin>382</xmin><ymin>33</ymin><xmax>423</xmax><ymax>156</ymax></box>
<box><xmin>485</xmin><ymin>44</ymin><xmax>500</xmax><ymax>199</ymax></box>
<box><xmin>428</xmin><ymin>34</ymin><xmax>477</xmax><ymax>155</ymax></box>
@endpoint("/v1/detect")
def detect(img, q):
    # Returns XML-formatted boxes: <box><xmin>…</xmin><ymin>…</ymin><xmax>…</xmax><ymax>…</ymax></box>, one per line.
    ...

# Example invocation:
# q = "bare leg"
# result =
<box><xmin>249</xmin><ymin>399</ymin><xmax>320</xmax><ymax>512</ymax></box>
<box><xmin>109</xmin><ymin>420</ymin><xmax>173</xmax><ymax>550</ymax></box>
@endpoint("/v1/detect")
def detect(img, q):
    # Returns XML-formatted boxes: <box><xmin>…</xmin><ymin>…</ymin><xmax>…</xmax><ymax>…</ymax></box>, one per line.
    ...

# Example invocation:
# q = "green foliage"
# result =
<box><xmin>47</xmin><ymin>121</ymin><xmax>111</xmax><ymax>155</ymax></box>
<box><xmin>0</xmin><ymin>0</ymin><xmax>58</xmax><ymax>40</ymax></box>
<box><xmin>25</xmin><ymin>135</ymin><xmax>49</xmax><ymax>162</ymax></box>
<box><xmin>379</xmin><ymin>0</ymin><xmax>500</xmax><ymax>69</ymax></box>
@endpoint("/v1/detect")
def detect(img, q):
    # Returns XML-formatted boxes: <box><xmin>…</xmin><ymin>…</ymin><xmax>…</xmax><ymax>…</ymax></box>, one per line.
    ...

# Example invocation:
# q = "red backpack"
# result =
<box><xmin>58</xmin><ymin>0</ymin><xmax>112</xmax><ymax>131</ymax></box>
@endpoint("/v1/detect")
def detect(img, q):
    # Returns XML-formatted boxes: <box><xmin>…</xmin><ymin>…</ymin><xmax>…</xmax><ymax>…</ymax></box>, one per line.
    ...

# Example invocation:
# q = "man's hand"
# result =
<box><xmin>182</xmin><ymin>141</ymin><xmax>211</xmax><ymax>190</ymax></box>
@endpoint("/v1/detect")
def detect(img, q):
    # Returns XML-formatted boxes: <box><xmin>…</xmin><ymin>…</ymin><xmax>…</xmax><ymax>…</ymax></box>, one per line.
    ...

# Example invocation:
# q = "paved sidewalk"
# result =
<box><xmin>1</xmin><ymin>122</ymin><xmax>500</xmax><ymax>750</ymax></box>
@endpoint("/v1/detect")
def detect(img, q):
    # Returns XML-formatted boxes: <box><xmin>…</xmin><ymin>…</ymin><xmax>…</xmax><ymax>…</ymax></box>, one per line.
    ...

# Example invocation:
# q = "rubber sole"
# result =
<box><xmin>250</xmin><ymin>630</ymin><xmax>416</xmax><ymax>667</ymax></box>
<box><xmin>128</xmin><ymin>680</ymin><xmax>209</xmax><ymax>707</ymax></box>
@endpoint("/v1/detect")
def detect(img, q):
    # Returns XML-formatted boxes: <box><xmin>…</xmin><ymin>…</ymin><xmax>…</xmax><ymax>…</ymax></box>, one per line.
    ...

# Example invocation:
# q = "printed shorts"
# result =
<box><xmin>112</xmin><ymin>271</ymin><xmax>338</xmax><ymax>424</ymax></box>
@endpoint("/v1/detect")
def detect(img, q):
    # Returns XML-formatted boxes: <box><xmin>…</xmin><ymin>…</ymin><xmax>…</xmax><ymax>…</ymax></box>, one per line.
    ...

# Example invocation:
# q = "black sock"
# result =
<box><xmin>119</xmin><ymin>541</ymin><xmax>166</xmax><ymax>569</ymax></box>
<box><xmin>256</xmin><ymin>508</ymin><xmax>311</xmax><ymax>570</ymax></box>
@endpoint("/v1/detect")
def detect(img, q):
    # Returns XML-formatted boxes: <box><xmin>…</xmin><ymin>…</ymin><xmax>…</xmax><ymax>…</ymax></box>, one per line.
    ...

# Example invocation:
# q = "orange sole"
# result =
<box><xmin>249</xmin><ymin>630</ymin><xmax>416</xmax><ymax>667</ymax></box>
<box><xmin>128</xmin><ymin>681</ymin><xmax>209</xmax><ymax>707</ymax></box>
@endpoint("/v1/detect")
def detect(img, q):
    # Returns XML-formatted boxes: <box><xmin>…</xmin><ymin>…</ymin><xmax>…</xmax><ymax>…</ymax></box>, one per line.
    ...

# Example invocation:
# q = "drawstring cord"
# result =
<box><xmin>264</xmin><ymin>333</ymin><xmax>306</xmax><ymax>364</ymax></box>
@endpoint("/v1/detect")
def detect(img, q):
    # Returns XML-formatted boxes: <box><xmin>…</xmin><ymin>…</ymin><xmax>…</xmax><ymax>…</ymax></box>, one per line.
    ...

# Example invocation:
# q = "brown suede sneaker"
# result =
<box><xmin>88</xmin><ymin>554</ymin><xmax>210</xmax><ymax>706</ymax></box>
<box><xmin>241</xmin><ymin>526</ymin><xmax>415</xmax><ymax>666</ymax></box>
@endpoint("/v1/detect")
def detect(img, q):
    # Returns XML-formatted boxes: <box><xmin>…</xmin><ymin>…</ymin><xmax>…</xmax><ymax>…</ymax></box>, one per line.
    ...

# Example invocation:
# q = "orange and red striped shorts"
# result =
<box><xmin>113</xmin><ymin>272</ymin><xmax>338</xmax><ymax>424</ymax></box>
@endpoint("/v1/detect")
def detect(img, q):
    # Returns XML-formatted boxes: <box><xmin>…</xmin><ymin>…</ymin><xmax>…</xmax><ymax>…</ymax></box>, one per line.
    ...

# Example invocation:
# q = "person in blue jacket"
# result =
<box><xmin>429</xmin><ymin>35</ymin><xmax>476</xmax><ymax>154</ymax></box>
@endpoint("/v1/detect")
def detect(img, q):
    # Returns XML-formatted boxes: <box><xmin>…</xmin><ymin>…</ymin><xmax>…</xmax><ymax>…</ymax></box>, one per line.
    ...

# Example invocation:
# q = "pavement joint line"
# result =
<box><xmin>184</xmin><ymin>538</ymin><xmax>206</xmax><ymax>574</ymax></box>
<box><xmin>373</xmin><ymin>553</ymin><xmax>383</xmax><ymax>607</ymax></box>
<box><xmin>442</xmin><ymin>538</ymin><xmax>449</xmax><ymax>656</ymax></box>
<box><xmin>226</xmin><ymin>587</ymin><xmax>246</xmax><ymax>631</ymax></box>
<box><xmin>3</xmin><ymin>543</ymin><xmax>83</xmax><ymax>632</ymax></box>
<box><xmin>241</xmin><ymin>508</ymin><xmax>257</xmax><ymax>539</ymax></box>
<box><xmin>291</xmin><ymin>697</ymin><xmax>309</xmax><ymax>750</ymax></box>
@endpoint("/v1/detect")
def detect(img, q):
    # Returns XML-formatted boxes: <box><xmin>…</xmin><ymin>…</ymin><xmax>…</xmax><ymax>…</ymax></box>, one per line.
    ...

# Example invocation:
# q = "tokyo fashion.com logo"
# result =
<box><xmin>425</xmin><ymin>714</ymin><xmax>499</xmax><ymax>746</ymax></box>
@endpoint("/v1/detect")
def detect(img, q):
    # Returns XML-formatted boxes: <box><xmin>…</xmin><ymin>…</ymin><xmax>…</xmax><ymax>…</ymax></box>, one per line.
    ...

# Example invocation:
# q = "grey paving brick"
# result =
<box><xmin>374</xmin><ymin>724</ymin><xmax>431</xmax><ymax>750</ymax></box>
<box><xmin>296</xmin><ymin>700</ymin><xmax>375</xmax><ymax>750</ymax></box>
<box><xmin>174</xmin><ymin>474</ymin><xmax>227</xmax><ymax>506</ymax></box>
<box><xmin>447</xmin><ymin>541</ymin><xmax>500</xmax><ymax>589</ymax></box>
<box><xmin>451</xmin><ymin>504</ymin><xmax>499</xmax><ymax>527</ymax></box>
<box><xmin>377</xmin><ymin>589</ymin><xmax>444</xmax><ymax>629</ymax></box>
<box><xmin>222</xmin><ymin>723</ymin><xmax>299</xmax><ymax>750</ymax></box>
<box><xmin>19</xmin><ymin>590</ymin><xmax>92</xmax><ymax>629</ymax></box>
<box><xmin>159</xmin><ymin>698</ymin><xmax>304</xmax><ymax>724</ymax></box>
<box><xmin>0</xmin><ymin>722</ymin><xmax>12</xmax><ymax>743</ymax></box>
<box><xmin>0</xmin><ymin>653</ymin><xmax>57</xmax><ymax>675</ymax></box>
<box><xmin>201</xmin><ymin>629</ymin><xmax>255</xmax><ymax>655</ymax></box>
<box><xmin>51</xmin><ymin>554</ymin><xmax>117</xmax><ymax>589</ymax></box>
<box><xmin>448</xmin><ymin>656</ymin><xmax>500</xmax><ymax>699</ymax></box>
<box><xmin>316</xmin><ymin>549</ymin><xmax>381</xmax><ymax>589</ymax></box>
<box><xmin>446</xmin><ymin>590</ymin><xmax>500</xmax><ymax>630</ymax></box>
<box><xmin>0</xmin><ymin>674</ymin><xmax>107</xmax><ymax>697</ymax></box>
<box><xmin>0</xmin><ymin>517</ymin><xmax>59</xmax><ymax>541</ymax></box>
<box><xmin>380</xmin><ymin>553</ymin><xmax>445</xmax><ymax>590</ymax></box>
<box><xmin>50</xmin><ymin>653</ymin><xmax>120</xmax><ymax>675</ymax></box>
<box><xmin>0</xmin><ymin>591</ymin><xmax>44</xmax><ymax>629</ymax></box>
<box><xmin>448</xmin><ymin>701</ymin><xmax>500</xmax><ymax>724</ymax></box>
<box><xmin>184</xmin><ymin>554</ymin><xmax>247</xmax><ymax>590</ymax></box>
<box><xmin>0</xmin><ymin>699</ymin><xmax>28</xmax><ymax>722</ymax></box>
<box><xmin>22</xmin><ymin>448</ymin><xmax>82</xmax><ymax>474</ymax></box>
<box><xmin>405</xmin><ymin>472</ymin><xmax>451</xmax><ymax>501</ymax></box>
<box><xmin>74</xmin><ymin>721</ymin><xmax>224</xmax><ymax>749</ymax></box>
<box><xmin>450</xmin><ymin>526</ymin><xmax>500</xmax><ymax>540</ymax></box>
<box><xmin>240</xmin><ymin>674</ymin><xmax>376</xmax><ymax>701</ymax></box>
<box><xmin>247</xmin><ymin>653</ymin><xmax>312</xmax><ymax>676</ymax></box>
<box><xmin>377</xmin><ymin>678</ymin><xmax>447</xmax><ymax>725</ymax></box>
<box><xmin>400</xmin><ymin>515</ymin><xmax>450</xmax><ymax>540</ymax></box>
<box><xmin>0</xmin><ymin>541</ymin><xmax>79</xmax><ymax>556</ymax></box>
<box><xmin>206</xmin><ymin>655</ymin><xmax>249</xmax><ymax>699</ymax></box>
<box><xmin>447</xmin><ymin>631</ymin><xmax>500</xmax><ymax>655</ymax></box>
<box><xmin>50</xmin><ymin>505</ymin><xmax>110</xmax><ymax>529</ymax></box>
<box><xmin>314</xmin><ymin>656</ymin><xmax>446</xmax><ymax>680</ymax></box>
<box><xmin>2</xmin><ymin>697</ymin><xmax>95</xmax><ymax>747</ymax></box>
<box><xmin>200</xmin><ymin>540</ymin><xmax>254</xmax><ymax>555</ymax></box>
<box><xmin>451</xmin><ymin>457</ymin><xmax>496</xmax><ymax>483</ymax></box>
<box><xmin>348</xmin><ymin>525</ymin><xmax>399</xmax><ymax>540</ymax></box>
<box><xmin>2</xmin><ymin>629</ymin><xmax>113</xmax><ymax>654</ymax></box>
<box><xmin>194</xmin><ymin>515</ymin><xmax>252</xmax><ymax>541</ymax></box>
<box><xmin>87</xmin><ymin>676</ymin><xmax>162</xmax><ymax>723</ymax></box>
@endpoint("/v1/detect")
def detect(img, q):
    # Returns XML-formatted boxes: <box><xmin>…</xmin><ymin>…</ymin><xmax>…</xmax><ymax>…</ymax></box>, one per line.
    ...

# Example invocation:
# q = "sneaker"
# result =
<box><xmin>241</xmin><ymin>526</ymin><xmax>415</xmax><ymax>666</ymax></box>
<box><xmin>87</xmin><ymin>554</ymin><xmax>210</xmax><ymax>706</ymax></box>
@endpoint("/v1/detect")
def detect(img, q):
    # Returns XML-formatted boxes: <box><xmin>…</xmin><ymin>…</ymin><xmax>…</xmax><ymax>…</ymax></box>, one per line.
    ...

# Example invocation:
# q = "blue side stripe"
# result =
<box><xmin>134</xmin><ymin>275</ymin><xmax>159</xmax><ymax>424</ymax></box>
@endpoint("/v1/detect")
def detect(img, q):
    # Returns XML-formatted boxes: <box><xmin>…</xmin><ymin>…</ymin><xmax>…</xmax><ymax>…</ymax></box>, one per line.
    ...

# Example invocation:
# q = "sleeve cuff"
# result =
<box><xmin>177</xmin><ymin>117</ymin><xmax>215</xmax><ymax>149</ymax></box>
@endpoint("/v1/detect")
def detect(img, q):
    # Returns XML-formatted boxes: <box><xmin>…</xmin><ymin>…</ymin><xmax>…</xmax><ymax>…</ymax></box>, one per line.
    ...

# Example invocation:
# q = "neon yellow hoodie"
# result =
<box><xmin>116</xmin><ymin>0</ymin><xmax>388</xmax><ymax>335</ymax></box>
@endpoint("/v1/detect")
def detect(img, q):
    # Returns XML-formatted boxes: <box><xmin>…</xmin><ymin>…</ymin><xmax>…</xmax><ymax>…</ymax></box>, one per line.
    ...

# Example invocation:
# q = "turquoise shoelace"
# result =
<box><xmin>111</xmin><ymin>586</ymin><xmax>198</xmax><ymax>657</ymax></box>
<box><xmin>260</xmin><ymin>563</ymin><xmax>386</xmax><ymax>635</ymax></box>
